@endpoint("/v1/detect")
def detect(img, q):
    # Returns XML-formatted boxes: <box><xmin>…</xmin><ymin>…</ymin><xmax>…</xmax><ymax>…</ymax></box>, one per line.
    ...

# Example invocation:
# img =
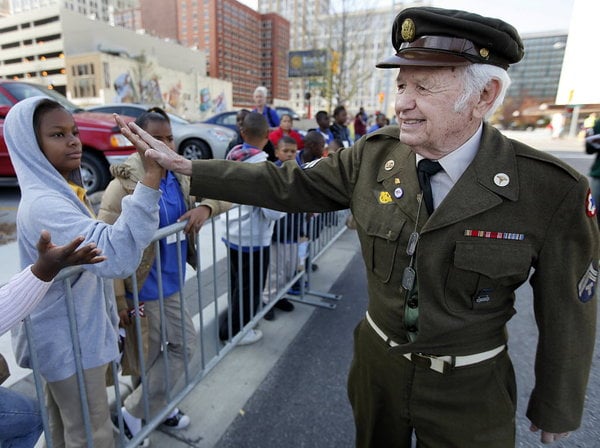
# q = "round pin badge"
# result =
<box><xmin>394</xmin><ymin>187</ymin><xmax>404</xmax><ymax>199</ymax></box>
<box><xmin>494</xmin><ymin>173</ymin><xmax>510</xmax><ymax>187</ymax></box>
<box><xmin>384</xmin><ymin>160</ymin><xmax>395</xmax><ymax>171</ymax></box>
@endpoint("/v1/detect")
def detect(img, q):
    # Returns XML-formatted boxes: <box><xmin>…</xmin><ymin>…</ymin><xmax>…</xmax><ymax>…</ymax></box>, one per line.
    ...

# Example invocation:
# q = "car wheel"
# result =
<box><xmin>180</xmin><ymin>138</ymin><xmax>211</xmax><ymax>160</ymax></box>
<box><xmin>81</xmin><ymin>152</ymin><xmax>109</xmax><ymax>194</ymax></box>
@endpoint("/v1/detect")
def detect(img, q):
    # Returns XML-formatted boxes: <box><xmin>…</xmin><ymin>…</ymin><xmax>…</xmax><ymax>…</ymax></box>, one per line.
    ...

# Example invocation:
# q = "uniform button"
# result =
<box><xmin>407</xmin><ymin>326</ymin><xmax>418</xmax><ymax>333</ymax></box>
<box><xmin>407</xmin><ymin>299</ymin><xmax>418</xmax><ymax>308</ymax></box>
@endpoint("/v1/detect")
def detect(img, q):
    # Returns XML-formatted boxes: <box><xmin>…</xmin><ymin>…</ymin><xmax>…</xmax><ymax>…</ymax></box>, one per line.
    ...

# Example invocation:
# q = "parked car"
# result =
<box><xmin>202</xmin><ymin>110</ymin><xmax>239</xmax><ymax>132</ymax></box>
<box><xmin>275</xmin><ymin>106</ymin><xmax>300</xmax><ymax>120</ymax></box>
<box><xmin>0</xmin><ymin>80</ymin><xmax>136</xmax><ymax>193</ymax></box>
<box><xmin>204</xmin><ymin>106</ymin><xmax>301</xmax><ymax>131</ymax></box>
<box><xmin>87</xmin><ymin>104</ymin><xmax>237</xmax><ymax>160</ymax></box>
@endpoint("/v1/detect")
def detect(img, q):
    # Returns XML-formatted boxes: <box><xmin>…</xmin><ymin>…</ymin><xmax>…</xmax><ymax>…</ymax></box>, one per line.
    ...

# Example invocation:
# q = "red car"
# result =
<box><xmin>0</xmin><ymin>80</ymin><xmax>135</xmax><ymax>193</ymax></box>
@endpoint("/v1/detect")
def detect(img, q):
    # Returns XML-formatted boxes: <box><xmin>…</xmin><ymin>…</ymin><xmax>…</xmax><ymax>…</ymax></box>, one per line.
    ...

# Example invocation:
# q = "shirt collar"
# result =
<box><xmin>415</xmin><ymin>123</ymin><xmax>483</xmax><ymax>184</ymax></box>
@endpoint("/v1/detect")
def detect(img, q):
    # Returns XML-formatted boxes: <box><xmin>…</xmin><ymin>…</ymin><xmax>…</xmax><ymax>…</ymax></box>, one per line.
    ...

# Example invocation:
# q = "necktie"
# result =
<box><xmin>417</xmin><ymin>159</ymin><xmax>443</xmax><ymax>215</ymax></box>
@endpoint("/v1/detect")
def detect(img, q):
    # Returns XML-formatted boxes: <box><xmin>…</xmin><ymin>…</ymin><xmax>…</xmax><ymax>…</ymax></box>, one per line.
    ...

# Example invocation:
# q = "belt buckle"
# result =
<box><xmin>410</xmin><ymin>353</ymin><xmax>453</xmax><ymax>374</ymax></box>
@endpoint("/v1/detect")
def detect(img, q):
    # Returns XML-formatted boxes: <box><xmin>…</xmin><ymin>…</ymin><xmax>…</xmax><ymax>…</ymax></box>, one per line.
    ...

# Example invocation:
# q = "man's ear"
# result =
<box><xmin>473</xmin><ymin>78</ymin><xmax>501</xmax><ymax>119</ymax></box>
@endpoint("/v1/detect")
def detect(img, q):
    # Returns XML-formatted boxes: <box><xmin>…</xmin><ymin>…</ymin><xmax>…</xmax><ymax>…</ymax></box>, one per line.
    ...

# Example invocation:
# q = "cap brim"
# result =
<box><xmin>376</xmin><ymin>51</ymin><xmax>472</xmax><ymax>69</ymax></box>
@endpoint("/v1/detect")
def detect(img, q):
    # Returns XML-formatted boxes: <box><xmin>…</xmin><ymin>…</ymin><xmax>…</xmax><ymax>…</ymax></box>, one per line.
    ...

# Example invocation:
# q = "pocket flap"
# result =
<box><xmin>454</xmin><ymin>240</ymin><xmax>532</xmax><ymax>279</ymax></box>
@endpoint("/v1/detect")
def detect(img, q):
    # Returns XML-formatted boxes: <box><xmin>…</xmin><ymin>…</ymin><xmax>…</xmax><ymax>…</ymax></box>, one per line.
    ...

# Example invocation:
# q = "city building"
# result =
<box><xmin>7</xmin><ymin>0</ymin><xmax>137</xmax><ymax>22</ymax></box>
<box><xmin>258</xmin><ymin>0</ymin><xmax>431</xmax><ymax>119</ymax></box>
<box><xmin>499</xmin><ymin>30</ymin><xmax>568</xmax><ymax>129</ymax></box>
<box><xmin>133</xmin><ymin>0</ymin><xmax>289</xmax><ymax>108</ymax></box>
<box><xmin>0</xmin><ymin>0</ymin><xmax>10</xmax><ymax>16</ymax></box>
<box><xmin>0</xmin><ymin>5</ymin><xmax>232</xmax><ymax>120</ymax></box>
<box><xmin>258</xmin><ymin>0</ymin><xmax>329</xmax><ymax>116</ymax></box>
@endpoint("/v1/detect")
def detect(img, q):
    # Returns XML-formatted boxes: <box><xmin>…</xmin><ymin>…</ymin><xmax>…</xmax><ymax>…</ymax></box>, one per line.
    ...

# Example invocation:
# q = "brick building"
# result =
<box><xmin>137</xmin><ymin>0</ymin><xmax>289</xmax><ymax>107</ymax></box>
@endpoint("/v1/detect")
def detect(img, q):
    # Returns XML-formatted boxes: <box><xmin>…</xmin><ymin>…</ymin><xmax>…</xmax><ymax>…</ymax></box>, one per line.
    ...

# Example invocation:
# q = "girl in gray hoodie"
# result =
<box><xmin>5</xmin><ymin>97</ymin><xmax>162</xmax><ymax>448</ymax></box>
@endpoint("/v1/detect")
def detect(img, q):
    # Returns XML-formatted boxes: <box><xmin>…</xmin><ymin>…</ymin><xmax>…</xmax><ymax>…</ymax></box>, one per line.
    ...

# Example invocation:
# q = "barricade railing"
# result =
<box><xmin>12</xmin><ymin>207</ymin><xmax>350</xmax><ymax>447</ymax></box>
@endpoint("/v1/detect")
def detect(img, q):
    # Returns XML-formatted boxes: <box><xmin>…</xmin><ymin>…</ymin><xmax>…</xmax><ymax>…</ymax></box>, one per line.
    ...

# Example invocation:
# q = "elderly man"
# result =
<box><xmin>118</xmin><ymin>7</ymin><xmax>598</xmax><ymax>447</ymax></box>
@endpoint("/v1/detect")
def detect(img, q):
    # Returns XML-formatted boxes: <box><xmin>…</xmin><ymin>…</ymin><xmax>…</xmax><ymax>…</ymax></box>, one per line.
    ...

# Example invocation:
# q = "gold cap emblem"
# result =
<box><xmin>401</xmin><ymin>18</ymin><xmax>416</xmax><ymax>42</ymax></box>
<box><xmin>479</xmin><ymin>48</ymin><xmax>490</xmax><ymax>59</ymax></box>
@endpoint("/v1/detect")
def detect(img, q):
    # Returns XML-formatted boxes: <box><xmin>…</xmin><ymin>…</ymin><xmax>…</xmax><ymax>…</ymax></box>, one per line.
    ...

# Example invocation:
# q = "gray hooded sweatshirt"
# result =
<box><xmin>5</xmin><ymin>96</ymin><xmax>160</xmax><ymax>382</ymax></box>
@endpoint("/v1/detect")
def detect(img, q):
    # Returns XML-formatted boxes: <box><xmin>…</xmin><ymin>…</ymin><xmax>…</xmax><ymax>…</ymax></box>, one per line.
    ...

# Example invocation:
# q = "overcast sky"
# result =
<box><xmin>429</xmin><ymin>0</ymin><xmax>573</xmax><ymax>33</ymax></box>
<box><xmin>239</xmin><ymin>0</ymin><xmax>574</xmax><ymax>34</ymax></box>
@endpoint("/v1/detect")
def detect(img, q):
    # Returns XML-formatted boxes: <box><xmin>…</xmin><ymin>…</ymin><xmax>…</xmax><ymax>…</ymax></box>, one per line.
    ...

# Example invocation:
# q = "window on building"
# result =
<box><xmin>33</xmin><ymin>16</ymin><xmax>59</xmax><ymax>27</ymax></box>
<box><xmin>1</xmin><ymin>42</ymin><xmax>19</xmax><ymax>50</ymax></box>
<box><xmin>71</xmin><ymin>63</ymin><xmax>97</xmax><ymax>99</ymax></box>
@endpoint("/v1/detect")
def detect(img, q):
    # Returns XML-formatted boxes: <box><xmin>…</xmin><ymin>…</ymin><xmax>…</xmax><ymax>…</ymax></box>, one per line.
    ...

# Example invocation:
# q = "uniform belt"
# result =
<box><xmin>365</xmin><ymin>311</ymin><xmax>506</xmax><ymax>374</ymax></box>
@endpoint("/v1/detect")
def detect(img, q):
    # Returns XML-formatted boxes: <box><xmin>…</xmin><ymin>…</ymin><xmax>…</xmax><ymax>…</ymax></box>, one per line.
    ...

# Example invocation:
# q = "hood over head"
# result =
<box><xmin>5</xmin><ymin>96</ymin><xmax>87</xmax><ymax>211</ymax></box>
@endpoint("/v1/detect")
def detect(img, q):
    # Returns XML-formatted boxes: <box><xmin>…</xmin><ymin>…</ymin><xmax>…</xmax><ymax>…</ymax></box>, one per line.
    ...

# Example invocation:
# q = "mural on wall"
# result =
<box><xmin>213</xmin><ymin>92</ymin><xmax>226</xmax><ymax>114</ymax></box>
<box><xmin>113</xmin><ymin>69</ymin><xmax>163</xmax><ymax>107</ymax></box>
<box><xmin>199</xmin><ymin>87</ymin><xmax>227</xmax><ymax>114</ymax></box>
<box><xmin>113</xmin><ymin>72</ymin><xmax>137</xmax><ymax>103</ymax></box>
<box><xmin>111</xmin><ymin>67</ymin><xmax>230</xmax><ymax>120</ymax></box>
<box><xmin>140</xmin><ymin>76</ymin><xmax>163</xmax><ymax>105</ymax></box>
<box><xmin>166</xmin><ymin>81</ymin><xmax>182</xmax><ymax>110</ymax></box>
<box><xmin>199</xmin><ymin>87</ymin><xmax>212</xmax><ymax>112</ymax></box>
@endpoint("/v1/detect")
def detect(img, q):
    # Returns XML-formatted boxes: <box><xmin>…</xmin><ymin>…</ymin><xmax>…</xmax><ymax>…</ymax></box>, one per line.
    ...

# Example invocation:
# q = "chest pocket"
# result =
<box><xmin>355</xmin><ymin>203</ymin><xmax>407</xmax><ymax>283</ymax></box>
<box><xmin>446</xmin><ymin>240</ymin><xmax>533</xmax><ymax>312</ymax></box>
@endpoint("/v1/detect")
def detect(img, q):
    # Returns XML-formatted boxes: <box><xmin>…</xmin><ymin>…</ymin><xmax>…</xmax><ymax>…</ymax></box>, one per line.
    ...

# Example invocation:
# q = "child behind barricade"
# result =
<box><xmin>220</xmin><ymin>112</ymin><xmax>286</xmax><ymax>344</ymax></box>
<box><xmin>295</xmin><ymin>131</ymin><xmax>327</xmax><ymax>280</ymax></box>
<box><xmin>98</xmin><ymin>107</ymin><xmax>230</xmax><ymax>445</ymax></box>
<box><xmin>5</xmin><ymin>97</ymin><xmax>163</xmax><ymax>448</ymax></box>
<box><xmin>263</xmin><ymin>136</ymin><xmax>302</xmax><ymax>320</ymax></box>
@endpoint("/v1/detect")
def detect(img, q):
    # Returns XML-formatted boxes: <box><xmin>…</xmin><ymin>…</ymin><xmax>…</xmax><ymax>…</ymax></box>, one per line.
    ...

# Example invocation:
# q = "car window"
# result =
<box><xmin>0</xmin><ymin>93</ymin><xmax>12</xmax><ymax>106</ymax></box>
<box><xmin>221</xmin><ymin>114</ymin><xmax>237</xmax><ymax>126</ymax></box>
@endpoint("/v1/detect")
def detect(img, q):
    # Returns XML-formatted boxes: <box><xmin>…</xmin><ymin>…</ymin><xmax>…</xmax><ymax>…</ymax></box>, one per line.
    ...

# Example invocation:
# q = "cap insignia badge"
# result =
<box><xmin>401</xmin><ymin>18</ymin><xmax>416</xmax><ymax>42</ymax></box>
<box><xmin>479</xmin><ymin>48</ymin><xmax>490</xmax><ymax>59</ymax></box>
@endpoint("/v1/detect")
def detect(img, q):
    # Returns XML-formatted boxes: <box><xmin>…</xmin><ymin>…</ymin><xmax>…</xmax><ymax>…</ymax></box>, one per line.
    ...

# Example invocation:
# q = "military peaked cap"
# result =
<box><xmin>377</xmin><ymin>7</ymin><xmax>524</xmax><ymax>70</ymax></box>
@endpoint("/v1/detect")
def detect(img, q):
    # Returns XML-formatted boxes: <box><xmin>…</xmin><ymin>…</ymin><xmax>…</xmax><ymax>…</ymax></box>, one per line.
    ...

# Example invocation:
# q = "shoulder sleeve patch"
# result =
<box><xmin>302</xmin><ymin>158</ymin><xmax>324</xmax><ymax>170</ymax></box>
<box><xmin>586</xmin><ymin>189</ymin><xmax>597</xmax><ymax>217</ymax></box>
<box><xmin>578</xmin><ymin>261</ymin><xmax>598</xmax><ymax>303</ymax></box>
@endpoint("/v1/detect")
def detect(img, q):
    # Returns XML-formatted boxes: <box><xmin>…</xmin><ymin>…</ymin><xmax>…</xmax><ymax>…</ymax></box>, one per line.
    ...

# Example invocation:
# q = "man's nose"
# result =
<box><xmin>395</xmin><ymin>92</ymin><xmax>416</xmax><ymax>112</ymax></box>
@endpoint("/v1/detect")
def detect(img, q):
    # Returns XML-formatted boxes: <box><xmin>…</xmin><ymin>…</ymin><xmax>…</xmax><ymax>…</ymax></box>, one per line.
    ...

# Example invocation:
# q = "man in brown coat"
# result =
<box><xmin>118</xmin><ymin>6</ymin><xmax>598</xmax><ymax>447</ymax></box>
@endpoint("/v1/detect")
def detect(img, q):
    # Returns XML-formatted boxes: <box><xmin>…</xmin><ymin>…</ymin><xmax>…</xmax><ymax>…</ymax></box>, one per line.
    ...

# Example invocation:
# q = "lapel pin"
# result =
<box><xmin>384</xmin><ymin>160</ymin><xmax>395</xmax><ymax>171</ymax></box>
<box><xmin>379</xmin><ymin>191</ymin><xmax>393</xmax><ymax>204</ymax></box>
<box><xmin>494</xmin><ymin>173</ymin><xmax>510</xmax><ymax>187</ymax></box>
<box><xmin>394</xmin><ymin>187</ymin><xmax>404</xmax><ymax>199</ymax></box>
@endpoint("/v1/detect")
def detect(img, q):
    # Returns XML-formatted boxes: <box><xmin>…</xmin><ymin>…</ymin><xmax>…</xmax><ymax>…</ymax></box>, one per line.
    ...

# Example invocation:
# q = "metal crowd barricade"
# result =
<box><xmin>15</xmin><ymin>207</ymin><xmax>349</xmax><ymax>447</ymax></box>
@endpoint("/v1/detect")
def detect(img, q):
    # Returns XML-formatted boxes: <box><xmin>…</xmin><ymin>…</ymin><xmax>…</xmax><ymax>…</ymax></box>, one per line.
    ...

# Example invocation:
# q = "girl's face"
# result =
<box><xmin>37</xmin><ymin>108</ymin><xmax>82</xmax><ymax>179</ymax></box>
<box><xmin>144</xmin><ymin>120</ymin><xmax>175</xmax><ymax>152</ymax></box>
<box><xmin>280</xmin><ymin>115</ymin><xmax>293</xmax><ymax>131</ymax></box>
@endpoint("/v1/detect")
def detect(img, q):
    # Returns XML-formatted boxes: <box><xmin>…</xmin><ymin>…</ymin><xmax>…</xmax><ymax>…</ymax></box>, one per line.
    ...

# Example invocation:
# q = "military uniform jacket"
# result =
<box><xmin>189</xmin><ymin>123</ymin><xmax>598</xmax><ymax>433</ymax></box>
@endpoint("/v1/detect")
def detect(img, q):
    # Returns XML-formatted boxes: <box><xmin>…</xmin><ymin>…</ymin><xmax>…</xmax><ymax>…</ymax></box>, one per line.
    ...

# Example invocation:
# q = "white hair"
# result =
<box><xmin>254</xmin><ymin>86</ymin><xmax>268</xmax><ymax>97</ymax></box>
<box><xmin>454</xmin><ymin>64</ymin><xmax>511</xmax><ymax>120</ymax></box>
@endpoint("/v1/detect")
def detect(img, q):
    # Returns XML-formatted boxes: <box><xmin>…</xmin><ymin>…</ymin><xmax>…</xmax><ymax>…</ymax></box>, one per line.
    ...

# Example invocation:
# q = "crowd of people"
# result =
<box><xmin>0</xmin><ymin>5</ymin><xmax>598</xmax><ymax>448</ymax></box>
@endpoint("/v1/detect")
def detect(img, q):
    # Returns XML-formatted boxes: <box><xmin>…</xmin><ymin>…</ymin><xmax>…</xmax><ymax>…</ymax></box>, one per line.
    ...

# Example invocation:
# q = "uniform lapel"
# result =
<box><xmin>423</xmin><ymin>124</ymin><xmax>520</xmax><ymax>233</ymax></box>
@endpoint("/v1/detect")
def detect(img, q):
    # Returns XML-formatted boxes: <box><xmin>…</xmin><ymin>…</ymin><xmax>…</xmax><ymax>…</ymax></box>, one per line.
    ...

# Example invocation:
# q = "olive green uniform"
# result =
<box><xmin>188</xmin><ymin>123</ymin><xmax>598</xmax><ymax>446</ymax></box>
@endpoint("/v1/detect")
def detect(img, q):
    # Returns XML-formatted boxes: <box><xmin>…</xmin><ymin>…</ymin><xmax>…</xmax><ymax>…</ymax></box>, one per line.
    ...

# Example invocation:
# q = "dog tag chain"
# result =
<box><xmin>402</xmin><ymin>195</ymin><xmax>423</xmax><ymax>291</ymax></box>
